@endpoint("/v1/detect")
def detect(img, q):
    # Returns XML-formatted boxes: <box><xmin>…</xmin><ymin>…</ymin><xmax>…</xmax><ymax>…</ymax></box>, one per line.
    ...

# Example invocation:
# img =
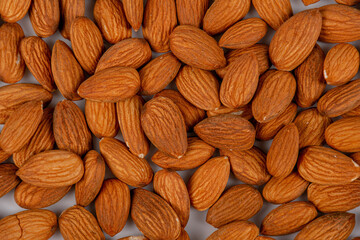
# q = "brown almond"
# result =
<box><xmin>207</xmin><ymin>104</ymin><xmax>253</xmax><ymax>120</ymax></box>
<box><xmin>302</xmin><ymin>0</ymin><xmax>320</xmax><ymax>5</ymax></box>
<box><xmin>59</xmin><ymin>0</ymin><xmax>85</xmax><ymax>39</ymax></box>
<box><xmin>0</xmin><ymin>164</ymin><xmax>20</xmax><ymax>198</ymax></box>
<box><xmin>256</xmin><ymin>237</ymin><xmax>275</xmax><ymax>240</ymax></box>
<box><xmin>0</xmin><ymin>148</ymin><xmax>10</xmax><ymax>164</ymax></box>
<box><xmin>29</xmin><ymin>0</ymin><xmax>60</xmax><ymax>38</ymax></box>
<box><xmin>336</xmin><ymin>0</ymin><xmax>360</xmax><ymax>4</ymax></box>
<box><xmin>343</xmin><ymin>105</ymin><xmax>360</xmax><ymax>118</ymax></box>
<box><xmin>207</xmin><ymin>221</ymin><xmax>259</xmax><ymax>240</ymax></box>
<box><xmin>0</xmin><ymin>0</ymin><xmax>31</xmax><ymax>23</ymax></box>
<box><xmin>176</xmin><ymin>0</ymin><xmax>208</xmax><ymax>27</ymax></box>
<box><xmin>123</xmin><ymin>0</ymin><xmax>143</xmax><ymax>32</ymax></box>
<box><xmin>177</xmin><ymin>229</ymin><xmax>190</xmax><ymax>240</ymax></box>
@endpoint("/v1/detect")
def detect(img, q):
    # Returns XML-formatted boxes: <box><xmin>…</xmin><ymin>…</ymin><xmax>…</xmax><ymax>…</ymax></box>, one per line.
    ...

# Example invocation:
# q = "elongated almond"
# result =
<box><xmin>343</xmin><ymin>105</ymin><xmax>360</xmax><ymax>118</ymax></box>
<box><xmin>122</xmin><ymin>0</ymin><xmax>143</xmax><ymax>31</ymax></box>
<box><xmin>176</xmin><ymin>0</ymin><xmax>208</xmax><ymax>27</ymax></box>
<box><xmin>59</xmin><ymin>0</ymin><xmax>85</xmax><ymax>39</ymax></box>
<box><xmin>0</xmin><ymin>0</ymin><xmax>31</xmax><ymax>23</ymax></box>
<box><xmin>207</xmin><ymin>221</ymin><xmax>259</xmax><ymax>240</ymax></box>
<box><xmin>207</xmin><ymin>105</ymin><xmax>253</xmax><ymax>119</ymax></box>
<box><xmin>0</xmin><ymin>164</ymin><xmax>20</xmax><ymax>198</ymax></box>
<box><xmin>29</xmin><ymin>0</ymin><xmax>60</xmax><ymax>38</ymax></box>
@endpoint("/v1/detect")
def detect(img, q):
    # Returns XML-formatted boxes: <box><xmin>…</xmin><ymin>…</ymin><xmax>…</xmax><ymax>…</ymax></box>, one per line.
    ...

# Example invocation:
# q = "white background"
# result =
<box><xmin>0</xmin><ymin>0</ymin><xmax>360</xmax><ymax>239</ymax></box>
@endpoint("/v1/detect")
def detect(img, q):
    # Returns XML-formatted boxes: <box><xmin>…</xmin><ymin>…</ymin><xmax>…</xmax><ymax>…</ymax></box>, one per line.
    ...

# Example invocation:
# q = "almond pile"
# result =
<box><xmin>1</xmin><ymin>0</ymin><xmax>360</xmax><ymax>239</ymax></box>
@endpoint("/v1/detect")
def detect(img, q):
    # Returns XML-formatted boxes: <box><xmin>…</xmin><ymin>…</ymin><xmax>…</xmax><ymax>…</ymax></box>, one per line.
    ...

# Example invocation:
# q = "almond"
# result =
<box><xmin>70</xmin><ymin>17</ymin><xmax>103</xmax><ymax>74</ymax></box>
<box><xmin>0</xmin><ymin>148</ymin><xmax>10</xmax><ymax>163</ymax></box>
<box><xmin>298</xmin><ymin>146</ymin><xmax>360</xmax><ymax>185</ymax></box>
<box><xmin>0</xmin><ymin>0</ymin><xmax>31</xmax><ymax>22</ymax></box>
<box><xmin>131</xmin><ymin>188</ymin><xmax>181</xmax><ymax>240</ymax></box>
<box><xmin>29</xmin><ymin>0</ymin><xmax>60</xmax><ymax>38</ymax></box>
<box><xmin>140</xmin><ymin>53</ymin><xmax>181</xmax><ymax>96</ymax></box>
<box><xmin>51</xmin><ymin>40</ymin><xmax>84</xmax><ymax>101</ymax></box>
<box><xmin>170</xmin><ymin>25</ymin><xmax>226</xmax><ymax>70</ymax></box>
<box><xmin>207</xmin><ymin>184</ymin><xmax>263</xmax><ymax>228</ymax></box>
<box><xmin>269</xmin><ymin>9</ymin><xmax>322</xmax><ymax>71</ymax></box>
<box><xmin>207</xmin><ymin>221</ymin><xmax>259</xmax><ymax>240</ymax></box>
<box><xmin>336</xmin><ymin>0</ymin><xmax>360</xmax><ymax>4</ymax></box>
<box><xmin>202</xmin><ymin>0</ymin><xmax>251</xmax><ymax>35</ymax></box>
<box><xmin>20</xmin><ymin>37</ymin><xmax>56</xmax><ymax>92</ymax></box>
<box><xmin>99</xmin><ymin>137</ymin><xmax>153</xmax><ymax>187</ymax></box>
<box><xmin>252</xmin><ymin>0</ymin><xmax>292</xmax><ymax>30</ymax></box>
<box><xmin>53</xmin><ymin>100</ymin><xmax>92</xmax><ymax>156</ymax></box>
<box><xmin>221</xmin><ymin>147</ymin><xmax>270</xmax><ymax>185</ymax></box>
<box><xmin>154</xmin><ymin>169</ymin><xmax>190</xmax><ymax>227</ymax></box>
<box><xmin>75</xmin><ymin>150</ymin><xmax>105</xmax><ymax>207</ymax></box>
<box><xmin>116</xmin><ymin>95</ymin><xmax>149</xmax><ymax>158</ymax></box>
<box><xmin>151</xmin><ymin>137</ymin><xmax>215</xmax><ymax>171</ymax></box>
<box><xmin>95</xmin><ymin>178</ymin><xmax>130</xmax><ymax>236</ymax></box>
<box><xmin>187</xmin><ymin>156</ymin><xmax>230</xmax><ymax>211</ymax></box>
<box><xmin>176</xmin><ymin>0</ymin><xmax>208</xmax><ymax>27</ymax></box>
<box><xmin>352</xmin><ymin>152</ymin><xmax>360</xmax><ymax>165</ymax></box>
<box><xmin>260</xmin><ymin>201</ymin><xmax>318</xmax><ymax>235</ymax></box>
<box><xmin>59</xmin><ymin>205</ymin><xmax>105</xmax><ymax>240</ymax></box>
<box><xmin>177</xmin><ymin>229</ymin><xmax>190</xmax><ymax>240</ymax></box>
<box><xmin>0</xmin><ymin>164</ymin><xmax>20</xmax><ymax>198</ymax></box>
<box><xmin>302</xmin><ymin>0</ymin><xmax>320</xmax><ymax>5</ymax></box>
<box><xmin>94</xmin><ymin>0</ymin><xmax>131</xmax><ymax>44</ymax></box>
<box><xmin>59</xmin><ymin>0</ymin><xmax>85</xmax><ymax>39</ymax></box>
<box><xmin>294</xmin><ymin>44</ymin><xmax>326</xmax><ymax>108</ymax></box>
<box><xmin>122</xmin><ymin>0</ymin><xmax>143</xmax><ymax>32</ymax></box>
<box><xmin>16</xmin><ymin>150</ymin><xmax>84</xmax><ymax>188</ymax></box>
<box><xmin>207</xmin><ymin>104</ymin><xmax>253</xmax><ymax>120</ymax></box>
<box><xmin>141</xmin><ymin>96</ymin><xmax>188</xmax><ymax>158</ymax></box>
<box><xmin>343</xmin><ymin>105</ymin><xmax>360</xmax><ymax>118</ymax></box>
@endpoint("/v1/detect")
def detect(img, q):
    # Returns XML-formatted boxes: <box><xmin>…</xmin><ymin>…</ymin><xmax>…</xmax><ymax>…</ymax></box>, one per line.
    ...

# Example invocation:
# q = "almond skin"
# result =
<box><xmin>70</xmin><ymin>17</ymin><xmax>103</xmax><ymax>75</ymax></box>
<box><xmin>51</xmin><ymin>40</ymin><xmax>84</xmax><ymax>101</ymax></box>
<box><xmin>207</xmin><ymin>184</ymin><xmax>263</xmax><ymax>228</ymax></box>
<box><xmin>140</xmin><ymin>53</ymin><xmax>181</xmax><ymax>96</ymax></box>
<box><xmin>75</xmin><ymin>150</ymin><xmax>105</xmax><ymax>207</ymax></box>
<box><xmin>96</xmin><ymin>38</ymin><xmax>152</xmax><ymax>72</ymax></box>
<box><xmin>141</xmin><ymin>96</ymin><xmax>188</xmax><ymax>158</ymax></box>
<box><xmin>323</xmin><ymin>43</ymin><xmax>359</xmax><ymax>86</ymax></box>
<box><xmin>220</xmin><ymin>147</ymin><xmax>271</xmax><ymax>185</ymax></box>
<box><xmin>207</xmin><ymin>221</ymin><xmax>259</xmax><ymax>240</ymax></box>
<box><xmin>170</xmin><ymin>25</ymin><xmax>226</xmax><ymax>70</ymax></box>
<box><xmin>269</xmin><ymin>9</ymin><xmax>322</xmax><ymax>71</ymax></box>
<box><xmin>219</xmin><ymin>18</ymin><xmax>267</xmax><ymax>49</ymax></box>
<box><xmin>59</xmin><ymin>0</ymin><xmax>85</xmax><ymax>39</ymax></box>
<box><xmin>0</xmin><ymin>149</ymin><xmax>10</xmax><ymax>164</ymax></box>
<box><xmin>176</xmin><ymin>0</ymin><xmax>208</xmax><ymax>27</ymax></box>
<box><xmin>343</xmin><ymin>105</ymin><xmax>360</xmax><ymax>118</ymax></box>
<box><xmin>122</xmin><ymin>0</ymin><xmax>143</xmax><ymax>31</ymax></box>
<box><xmin>295</xmin><ymin>212</ymin><xmax>355</xmax><ymax>240</ymax></box>
<box><xmin>298</xmin><ymin>146</ymin><xmax>360</xmax><ymax>185</ymax></box>
<box><xmin>207</xmin><ymin>104</ymin><xmax>253</xmax><ymax>120</ymax></box>
<box><xmin>202</xmin><ymin>0</ymin><xmax>251</xmax><ymax>35</ymax></box>
<box><xmin>99</xmin><ymin>137</ymin><xmax>153</xmax><ymax>187</ymax></box>
<box><xmin>187</xmin><ymin>156</ymin><xmax>230</xmax><ymax>211</ymax></box>
<box><xmin>154</xmin><ymin>169</ymin><xmax>190</xmax><ymax>227</ymax></box>
<box><xmin>116</xmin><ymin>95</ymin><xmax>150</xmax><ymax>158</ymax></box>
<box><xmin>20</xmin><ymin>37</ymin><xmax>56</xmax><ymax>92</ymax></box>
<box><xmin>131</xmin><ymin>188</ymin><xmax>181</xmax><ymax>240</ymax></box>
<box><xmin>0</xmin><ymin>0</ymin><xmax>31</xmax><ymax>23</ymax></box>
<box><xmin>151</xmin><ymin>137</ymin><xmax>215</xmax><ymax>171</ymax></box>
<box><xmin>94</xmin><ymin>0</ymin><xmax>131</xmax><ymax>44</ymax></box>
<box><xmin>336</xmin><ymin>0</ymin><xmax>360</xmax><ymax>4</ymax></box>
<box><xmin>53</xmin><ymin>100</ymin><xmax>92</xmax><ymax>156</ymax></box>
<box><xmin>0</xmin><ymin>101</ymin><xmax>43</xmax><ymax>154</ymax></box>
<box><xmin>29</xmin><ymin>0</ymin><xmax>60</xmax><ymax>38</ymax></box>
<box><xmin>260</xmin><ymin>201</ymin><xmax>318</xmax><ymax>236</ymax></box>
<box><xmin>0</xmin><ymin>164</ymin><xmax>20</xmax><ymax>198</ymax></box>
<box><xmin>95</xmin><ymin>179</ymin><xmax>130</xmax><ymax>237</ymax></box>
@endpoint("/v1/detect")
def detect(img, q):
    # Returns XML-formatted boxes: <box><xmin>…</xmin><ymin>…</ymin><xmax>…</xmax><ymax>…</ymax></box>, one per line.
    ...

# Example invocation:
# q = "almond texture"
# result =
<box><xmin>29</xmin><ymin>0</ymin><xmax>60</xmax><ymax>38</ymax></box>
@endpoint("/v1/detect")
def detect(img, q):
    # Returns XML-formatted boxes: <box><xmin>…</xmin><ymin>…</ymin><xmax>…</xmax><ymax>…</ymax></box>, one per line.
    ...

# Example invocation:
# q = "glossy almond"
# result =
<box><xmin>207</xmin><ymin>221</ymin><xmax>259</xmax><ymax>240</ymax></box>
<box><xmin>207</xmin><ymin>104</ymin><xmax>253</xmax><ymax>120</ymax></box>
<box><xmin>0</xmin><ymin>164</ymin><xmax>20</xmax><ymax>198</ymax></box>
<box><xmin>123</xmin><ymin>0</ymin><xmax>143</xmax><ymax>31</ymax></box>
<box><xmin>187</xmin><ymin>156</ymin><xmax>230</xmax><ymax>211</ymax></box>
<box><xmin>29</xmin><ymin>0</ymin><xmax>60</xmax><ymax>38</ymax></box>
<box><xmin>59</xmin><ymin>0</ymin><xmax>85</xmax><ymax>39</ymax></box>
<box><xmin>176</xmin><ymin>0</ymin><xmax>208</xmax><ymax>27</ymax></box>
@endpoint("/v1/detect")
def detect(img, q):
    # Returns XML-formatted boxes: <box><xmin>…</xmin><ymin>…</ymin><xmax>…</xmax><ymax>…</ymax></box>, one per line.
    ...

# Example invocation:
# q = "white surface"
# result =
<box><xmin>0</xmin><ymin>0</ymin><xmax>360</xmax><ymax>239</ymax></box>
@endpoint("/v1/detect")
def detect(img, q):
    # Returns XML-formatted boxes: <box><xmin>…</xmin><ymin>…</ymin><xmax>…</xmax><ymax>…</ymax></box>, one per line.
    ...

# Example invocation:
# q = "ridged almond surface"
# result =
<box><xmin>59</xmin><ymin>0</ymin><xmax>85</xmax><ymax>39</ymax></box>
<box><xmin>219</xmin><ymin>18</ymin><xmax>267</xmax><ymax>49</ymax></box>
<box><xmin>220</xmin><ymin>147</ymin><xmax>270</xmax><ymax>185</ymax></box>
<box><xmin>0</xmin><ymin>23</ymin><xmax>25</xmax><ymax>84</ymax></box>
<box><xmin>319</xmin><ymin>4</ymin><xmax>360</xmax><ymax>43</ymax></box>
<box><xmin>266</xmin><ymin>123</ymin><xmax>299</xmax><ymax>178</ymax></box>
<box><xmin>252</xmin><ymin>0</ymin><xmax>292</xmax><ymax>30</ymax></box>
<box><xmin>154</xmin><ymin>169</ymin><xmax>190</xmax><ymax>227</ymax></box>
<box><xmin>14</xmin><ymin>182</ymin><xmax>71</xmax><ymax>209</ymax></box>
<box><xmin>207</xmin><ymin>184</ymin><xmax>263</xmax><ymax>228</ymax></box>
<box><xmin>187</xmin><ymin>156</ymin><xmax>230</xmax><ymax>211</ymax></box>
<box><xmin>207</xmin><ymin>221</ymin><xmax>259</xmax><ymax>240</ymax></box>
<box><xmin>176</xmin><ymin>0</ymin><xmax>208</xmax><ymax>27</ymax></box>
<box><xmin>70</xmin><ymin>17</ymin><xmax>103</xmax><ymax>74</ymax></box>
<box><xmin>140</xmin><ymin>53</ymin><xmax>181</xmax><ymax>96</ymax></box>
<box><xmin>177</xmin><ymin>229</ymin><xmax>190</xmax><ymax>240</ymax></box>
<box><xmin>99</xmin><ymin>137</ymin><xmax>153</xmax><ymax>187</ymax></box>
<box><xmin>20</xmin><ymin>37</ymin><xmax>56</xmax><ymax>92</ymax></box>
<box><xmin>220</xmin><ymin>53</ymin><xmax>259</xmax><ymax>108</ymax></box>
<box><xmin>298</xmin><ymin>146</ymin><xmax>360</xmax><ymax>185</ymax></box>
<box><xmin>0</xmin><ymin>149</ymin><xmax>10</xmax><ymax>164</ymax></box>
<box><xmin>324</xmin><ymin>43</ymin><xmax>359</xmax><ymax>86</ymax></box>
<box><xmin>0</xmin><ymin>164</ymin><xmax>20</xmax><ymax>198</ymax></box>
<box><xmin>261</xmin><ymin>201</ymin><xmax>318</xmax><ymax>236</ymax></box>
<box><xmin>207</xmin><ymin>104</ymin><xmax>253</xmax><ymax>119</ymax></box>
<box><xmin>0</xmin><ymin>101</ymin><xmax>43</xmax><ymax>154</ymax></box>
<box><xmin>94</xmin><ymin>0</ymin><xmax>131</xmax><ymax>44</ymax></box>
<box><xmin>0</xmin><ymin>0</ymin><xmax>31</xmax><ymax>22</ymax></box>
<box><xmin>96</xmin><ymin>38</ymin><xmax>152</xmax><ymax>72</ymax></box>
<box><xmin>202</xmin><ymin>0</ymin><xmax>250</xmax><ymax>35</ymax></box>
<box><xmin>176</xmin><ymin>65</ymin><xmax>221</xmax><ymax>111</ymax></box>
<box><xmin>141</xmin><ymin>96</ymin><xmax>188</xmax><ymax>158</ymax></box>
<box><xmin>29</xmin><ymin>0</ymin><xmax>60</xmax><ymax>38</ymax></box>
<box><xmin>143</xmin><ymin>0</ymin><xmax>177</xmax><ymax>52</ymax></box>
<box><xmin>53</xmin><ymin>100</ymin><xmax>92</xmax><ymax>156</ymax></box>
<box><xmin>170</xmin><ymin>25</ymin><xmax>226</xmax><ymax>70</ymax></box>
<box><xmin>295</xmin><ymin>212</ymin><xmax>355</xmax><ymax>240</ymax></box>
<box><xmin>75</xmin><ymin>150</ymin><xmax>105</xmax><ymax>207</ymax></box>
<box><xmin>131</xmin><ymin>188</ymin><xmax>181</xmax><ymax>240</ymax></box>
<box><xmin>269</xmin><ymin>9</ymin><xmax>322</xmax><ymax>71</ymax></box>
<box><xmin>59</xmin><ymin>205</ymin><xmax>104</xmax><ymax>240</ymax></box>
<box><xmin>117</xmin><ymin>95</ymin><xmax>149</xmax><ymax>158</ymax></box>
<box><xmin>263</xmin><ymin>172</ymin><xmax>309</xmax><ymax>204</ymax></box>
<box><xmin>122</xmin><ymin>0</ymin><xmax>143</xmax><ymax>31</ymax></box>
<box><xmin>95</xmin><ymin>179</ymin><xmax>130</xmax><ymax>237</ymax></box>
<box><xmin>294</xmin><ymin>44</ymin><xmax>326</xmax><ymax>108</ymax></box>
<box><xmin>16</xmin><ymin>150</ymin><xmax>84</xmax><ymax>188</ymax></box>
<box><xmin>252</xmin><ymin>71</ymin><xmax>296</xmax><ymax>123</ymax></box>
<box><xmin>152</xmin><ymin>137</ymin><xmax>215</xmax><ymax>171</ymax></box>
<box><xmin>343</xmin><ymin>105</ymin><xmax>360</xmax><ymax>118</ymax></box>
<box><xmin>0</xmin><ymin>209</ymin><xmax>57</xmax><ymax>240</ymax></box>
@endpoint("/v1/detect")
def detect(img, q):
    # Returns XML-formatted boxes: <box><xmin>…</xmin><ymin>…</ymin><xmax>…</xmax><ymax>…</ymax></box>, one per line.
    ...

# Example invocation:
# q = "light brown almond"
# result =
<box><xmin>0</xmin><ymin>148</ymin><xmax>10</xmax><ymax>164</ymax></box>
<box><xmin>343</xmin><ymin>105</ymin><xmax>360</xmax><ymax>118</ymax></box>
<box><xmin>0</xmin><ymin>164</ymin><xmax>20</xmax><ymax>198</ymax></box>
<box><xmin>123</xmin><ymin>0</ymin><xmax>143</xmax><ymax>32</ymax></box>
<box><xmin>207</xmin><ymin>221</ymin><xmax>259</xmax><ymax>240</ymax></box>
<box><xmin>59</xmin><ymin>0</ymin><xmax>85</xmax><ymax>39</ymax></box>
<box><xmin>302</xmin><ymin>0</ymin><xmax>320</xmax><ymax>5</ymax></box>
<box><xmin>29</xmin><ymin>0</ymin><xmax>60</xmax><ymax>38</ymax></box>
<box><xmin>176</xmin><ymin>0</ymin><xmax>208</xmax><ymax>27</ymax></box>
